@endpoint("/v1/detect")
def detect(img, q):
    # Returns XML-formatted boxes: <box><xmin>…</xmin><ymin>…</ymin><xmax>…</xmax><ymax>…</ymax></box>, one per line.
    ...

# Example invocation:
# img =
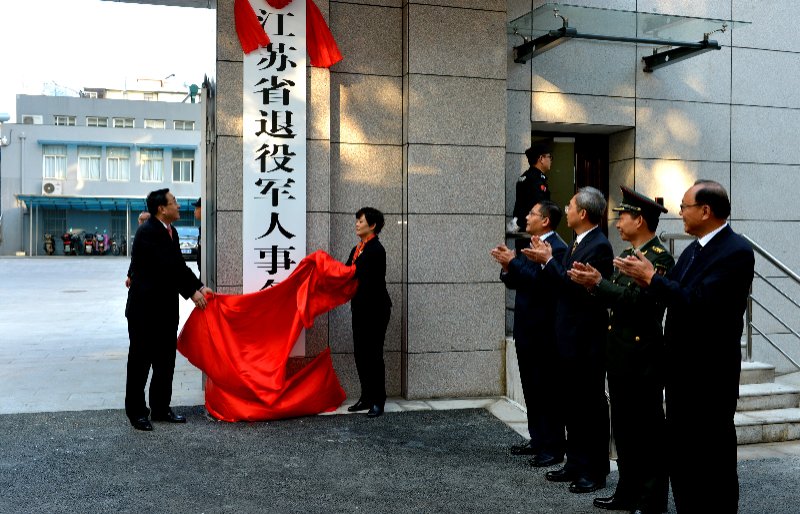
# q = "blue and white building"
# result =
<box><xmin>0</xmin><ymin>82</ymin><xmax>205</xmax><ymax>256</ymax></box>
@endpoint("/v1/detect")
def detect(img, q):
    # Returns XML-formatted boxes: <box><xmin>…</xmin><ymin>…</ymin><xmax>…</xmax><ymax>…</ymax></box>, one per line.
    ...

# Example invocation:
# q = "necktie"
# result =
<box><xmin>679</xmin><ymin>241</ymin><xmax>701</xmax><ymax>282</ymax></box>
<box><xmin>166</xmin><ymin>225</ymin><xmax>173</xmax><ymax>240</ymax></box>
<box><xmin>569</xmin><ymin>239</ymin><xmax>579</xmax><ymax>256</ymax></box>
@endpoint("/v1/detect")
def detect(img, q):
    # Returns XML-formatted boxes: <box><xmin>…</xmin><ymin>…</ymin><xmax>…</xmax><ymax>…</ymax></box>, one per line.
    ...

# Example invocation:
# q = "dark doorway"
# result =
<box><xmin>532</xmin><ymin>132</ymin><xmax>609</xmax><ymax>241</ymax></box>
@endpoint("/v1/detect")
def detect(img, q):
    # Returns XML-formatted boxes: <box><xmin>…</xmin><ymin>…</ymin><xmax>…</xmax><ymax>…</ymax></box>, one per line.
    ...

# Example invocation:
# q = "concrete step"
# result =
<box><xmin>737</xmin><ymin>383</ymin><xmax>800</xmax><ymax>411</ymax></box>
<box><xmin>740</xmin><ymin>361</ymin><xmax>776</xmax><ymax>385</ymax></box>
<box><xmin>735</xmin><ymin>408</ymin><xmax>800</xmax><ymax>444</ymax></box>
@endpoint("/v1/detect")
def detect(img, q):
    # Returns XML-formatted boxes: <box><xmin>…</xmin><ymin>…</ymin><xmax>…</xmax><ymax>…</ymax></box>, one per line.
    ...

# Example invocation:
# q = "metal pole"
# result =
<box><xmin>746</xmin><ymin>282</ymin><xmax>753</xmax><ymax>362</ymax></box>
<box><xmin>28</xmin><ymin>204</ymin><xmax>33</xmax><ymax>256</ymax></box>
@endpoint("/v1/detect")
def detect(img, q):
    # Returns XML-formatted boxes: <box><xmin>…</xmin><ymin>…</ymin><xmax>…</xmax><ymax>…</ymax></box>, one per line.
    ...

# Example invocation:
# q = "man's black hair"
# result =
<box><xmin>537</xmin><ymin>200</ymin><xmax>562</xmax><ymax>230</ymax></box>
<box><xmin>146</xmin><ymin>189</ymin><xmax>170</xmax><ymax>217</ymax></box>
<box><xmin>694</xmin><ymin>179</ymin><xmax>731</xmax><ymax>220</ymax></box>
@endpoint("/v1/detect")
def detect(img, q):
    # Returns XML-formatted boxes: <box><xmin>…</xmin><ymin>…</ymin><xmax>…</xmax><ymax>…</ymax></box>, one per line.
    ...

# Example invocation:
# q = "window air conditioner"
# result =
<box><xmin>42</xmin><ymin>181</ymin><xmax>63</xmax><ymax>195</ymax></box>
<box><xmin>22</xmin><ymin>115</ymin><xmax>43</xmax><ymax>125</ymax></box>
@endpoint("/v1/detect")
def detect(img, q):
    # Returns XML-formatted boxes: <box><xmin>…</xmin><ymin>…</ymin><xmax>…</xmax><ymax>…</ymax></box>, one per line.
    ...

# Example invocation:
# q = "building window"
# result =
<box><xmin>54</xmin><ymin>115</ymin><xmax>76</xmax><ymax>126</ymax></box>
<box><xmin>107</xmin><ymin>147</ymin><xmax>131</xmax><ymax>181</ymax></box>
<box><xmin>113</xmin><ymin>117</ymin><xmax>134</xmax><ymax>128</ymax></box>
<box><xmin>43</xmin><ymin>145</ymin><xmax>67</xmax><ymax>179</ymax></box>
<box><xmin>174</xmin><ymin>120</ymin><xmax>195</xmax><ymax>131</ymax></box>
<box><xmin>143</xmin><ymin>92</ymin><xmax>157</xmax><ymax>101</ymax></box>
<box><xmin>140</xmin><ymin>148</ymin><xmax>164</xmax><ymax>182</ymax></box>
<box><xmin>86</xmin><ymin>116</ymin><xmax>108</xmax><ymax>127</ymax></box>
<box><xmin>83</xmin><ymin>91</ymin><xmax>98</xmax><ymax>99</ymax></box>
<box><xmin>78</xmin><ymin>146</ymin><xmax>102</xmax><ymax>180</ymax></box>
<box><xmin>144</xmin><ymin>119</ymin><xmax>166</xmax><ymax>129</ymax></box>
<box><xmin>43</xmin><ymin>209</ymin><xmax>67</xmax><ymax>240</ymax></box>
<box><xmin>172</xmin><ymin>149</ymin><xmax>195</xmax><ymax>183</ymax></box>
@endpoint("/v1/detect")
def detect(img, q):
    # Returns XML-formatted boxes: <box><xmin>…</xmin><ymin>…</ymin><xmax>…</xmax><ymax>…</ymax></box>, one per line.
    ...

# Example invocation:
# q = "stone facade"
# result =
<box><xmin>214</xmin><ymin>1</ymin><xmax>800</xmax><ymax>396</ymax></box>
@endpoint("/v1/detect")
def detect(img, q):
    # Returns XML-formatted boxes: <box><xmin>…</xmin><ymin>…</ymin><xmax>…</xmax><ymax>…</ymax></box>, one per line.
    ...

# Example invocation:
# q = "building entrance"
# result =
<box><xmin>532</xmin><ymin>132</ymin><xmax>609</xmax><ymax>242</ymax></box>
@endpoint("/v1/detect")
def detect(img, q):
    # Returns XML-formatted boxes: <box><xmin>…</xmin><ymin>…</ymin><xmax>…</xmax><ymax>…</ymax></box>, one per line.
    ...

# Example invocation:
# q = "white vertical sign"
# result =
<box><xmin>242</xmin><ymin>1</ymin><xmax>307</xmax><ymax>353</ymax></box>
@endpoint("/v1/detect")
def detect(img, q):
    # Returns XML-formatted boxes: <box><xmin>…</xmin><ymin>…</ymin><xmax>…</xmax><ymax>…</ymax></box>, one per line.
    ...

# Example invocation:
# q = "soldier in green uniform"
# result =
<box><xmin>567</xmin><ymin>186</ymin><xmax>674</xmax><ymax>514</ymax></box>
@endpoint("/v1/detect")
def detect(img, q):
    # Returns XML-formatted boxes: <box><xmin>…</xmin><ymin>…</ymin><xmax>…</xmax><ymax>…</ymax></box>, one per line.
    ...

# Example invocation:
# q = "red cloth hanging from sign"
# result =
<box><xmin>233</xmin><ymin>0</ymin><xmax>342</xmax><ymax>68</ymax></box>
<box><xmin>177</xmin><ymin>250</ymin><xmax>357</xmax><ymax>421</ymax></box>
<box><xmin>306</xmin><ymin>0</ymin><xmax>343</xmax><ymax>68</ymax></box>
<box><xmin>234</xmin><ymin>0</ymin><xmax>271</xmax><ymax>54</ymax></box>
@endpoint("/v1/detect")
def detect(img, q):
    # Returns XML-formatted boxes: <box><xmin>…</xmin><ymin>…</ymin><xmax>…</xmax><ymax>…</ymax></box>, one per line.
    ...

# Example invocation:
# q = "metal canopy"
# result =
<box><xmin>509</xmin><ymin>3</ymin><xmax>750</xmax><ymax>72</ymax></box>
<box><xmin>16</xmin><ymin>195</ymin><xmax>195</xmax><ymax>212</ymax></box>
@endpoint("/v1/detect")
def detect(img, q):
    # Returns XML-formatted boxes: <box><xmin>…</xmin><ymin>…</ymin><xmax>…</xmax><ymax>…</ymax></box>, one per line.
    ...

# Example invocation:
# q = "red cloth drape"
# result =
<box><xmin>177</xmin><ymin>250</ymin><xmax>357</xmax><ymax>421</ymax></box>
<box><xmin>306</xmin><ymin>0</ymin><xmax>343</xmax><ymax>68</ymax></box>
<box><xmin>234</xmin><ymin>0</ymin><xmax>271</xmax><ymax>54</ymax></box>
<box><xmin>233</xmin><ymin>0</ymin><xmax>342</xmax><ymax>68</ymax></box>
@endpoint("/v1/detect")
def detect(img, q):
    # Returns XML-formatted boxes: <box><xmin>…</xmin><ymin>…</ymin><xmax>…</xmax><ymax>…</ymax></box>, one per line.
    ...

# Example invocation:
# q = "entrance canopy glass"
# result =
<box><xmin>509</xmin><ymin>3</ymin><xmax>750</xmax><ymax>71</ymax></box>
<box><xmin>16</xmin><ymin>195</ymin><xmax>195</xmax><ymax>213</ymax></box>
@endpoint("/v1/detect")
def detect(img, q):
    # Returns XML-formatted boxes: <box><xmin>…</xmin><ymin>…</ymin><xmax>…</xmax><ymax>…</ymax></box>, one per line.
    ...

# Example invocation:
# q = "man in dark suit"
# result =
<box><xmin>524</xmin><ymin>186</ymin><xmax>614</xmax><ymax>494</ymax></box>
<box><xmin>125</xmin><ymin>188</ymin><xmax>213</xmax><ymax>431</ymax></box>
<box><xmin>614</xmin><ymin>180</ymin><xmax>754</xmax><ymax>513</ymax></box>
<box><xmin>569</xmin><ymin>186</ymin><xmax>674</xmax><ymax>513</ymax></box>
<box><xmin>491</xmin><ymin>200</ymin><xmax>568</xmax><ymax>467</ymax></box>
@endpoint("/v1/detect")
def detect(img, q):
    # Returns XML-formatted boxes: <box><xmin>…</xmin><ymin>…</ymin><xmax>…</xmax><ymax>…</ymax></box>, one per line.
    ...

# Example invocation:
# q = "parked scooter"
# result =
<box><xmin>94</xmin><ymin>230</ymin><xmax>108</xmax><ymax>255</ymax></box>
<box><xmin>43</xmin><ymin>233</ymin><xmax>55</xmax><ymax>256</ymax></box>
<box><xmin>61</xmin><ymin>231</ymin><xmax>79</xmax><ymax>255</ymax></box>
<box><xmin>83</xmin><ymin>232</ymin><xmax>95</xmax><ymax>255</ymax></box>
<box><xmin>111</xmin><ymin>233</ymin><xmax>120</xmax><ymax>256</ymax></box>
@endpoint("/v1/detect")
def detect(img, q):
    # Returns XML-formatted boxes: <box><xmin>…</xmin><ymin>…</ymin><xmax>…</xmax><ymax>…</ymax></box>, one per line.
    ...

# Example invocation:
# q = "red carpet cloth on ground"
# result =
<box><xmin>177</xmin><ymin>250</ymin><xmax>357</xmax><ymax>421</ymax></box>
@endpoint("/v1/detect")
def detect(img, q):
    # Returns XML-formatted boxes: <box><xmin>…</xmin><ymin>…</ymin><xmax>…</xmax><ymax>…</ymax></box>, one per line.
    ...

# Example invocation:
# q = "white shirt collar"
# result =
<box><xmin>698</xmin><ymin>222</ymin><xmax>728</xmax><ymax>247</ymax></box>
<box><xmin>575</xmin><ymin>225</ymin><xmax>598</xmax><ymax>245</ymax></box>
<box><xmin>539</xmin><ymin>231</ymin><xmax>555</xmax><ymax>241</ymax></box>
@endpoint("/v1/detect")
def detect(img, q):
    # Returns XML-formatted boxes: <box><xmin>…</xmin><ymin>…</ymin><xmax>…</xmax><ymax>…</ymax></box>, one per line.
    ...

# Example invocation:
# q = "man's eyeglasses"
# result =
<box><xmin>679</xmin><ymin>203</ymin><xmax>701</xmax><ymax>212</ymax></box>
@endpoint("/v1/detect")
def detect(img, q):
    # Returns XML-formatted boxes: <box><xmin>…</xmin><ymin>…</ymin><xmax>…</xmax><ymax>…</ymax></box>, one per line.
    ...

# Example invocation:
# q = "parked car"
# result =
<box><xmin>176</xmin><ymin>225</ymin><xmax>199</xmax><ymax>261</ymax></box>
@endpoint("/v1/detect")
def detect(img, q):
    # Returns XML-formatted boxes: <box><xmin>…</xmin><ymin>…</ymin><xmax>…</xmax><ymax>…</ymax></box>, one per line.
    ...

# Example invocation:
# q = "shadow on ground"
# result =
<box><xmin>2</xmin><ymin>408</ymin><xmax>800</xmax><ymax>513</ymax></box>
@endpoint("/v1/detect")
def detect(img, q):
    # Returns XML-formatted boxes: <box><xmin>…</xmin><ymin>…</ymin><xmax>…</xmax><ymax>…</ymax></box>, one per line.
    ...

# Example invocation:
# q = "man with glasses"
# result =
<box><xmin>613</xmin><ymin>180</ymin><xmax>754</xmax><ymax>513</ymax></box>
<box><xmin>491</xmin><ymin>201</ymin><xmax>568</xmax><ymax>467</ymax></box>
<box><xmin>568</xmin><ymin>186</ymin><xmax>673</xmax><ymax>513</ymax></box>
<box><xmin>524</xmin><ymin>186</ymin><xmax>614</xmax><ymax>494</ymax></box>
<box><xmin>511</xmin><ymin>144</ymin><xmax>552</xmax><ymax>251</ymax></box>
<box><xmin>125</xmin><ymin>188</ymin><xmax>214</xmax><ymax>431</ymax></box>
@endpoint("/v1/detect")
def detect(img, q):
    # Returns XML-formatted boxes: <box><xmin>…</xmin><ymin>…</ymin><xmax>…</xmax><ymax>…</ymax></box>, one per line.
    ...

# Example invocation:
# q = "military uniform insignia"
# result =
<box><xmin>652</xmin><ymin>246</ymin><xmax>664</xmax><ymax>253</ymax></box>
<box><xmin>540</xmin><ymin>184</ymin><xmax>547</xmax><ymax>192</ymax></box>
<box><xmin>654</xmin><ymin>263</ymin><xmax>668</xmax><ymax>275</ymax></box>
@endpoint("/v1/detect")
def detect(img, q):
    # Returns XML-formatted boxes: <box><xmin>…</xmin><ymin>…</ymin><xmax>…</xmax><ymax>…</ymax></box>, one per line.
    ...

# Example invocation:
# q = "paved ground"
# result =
<box><xmin>2</xmin><ymin>257</ymin><xmax>800</xmax><ymax>513</ymax></box>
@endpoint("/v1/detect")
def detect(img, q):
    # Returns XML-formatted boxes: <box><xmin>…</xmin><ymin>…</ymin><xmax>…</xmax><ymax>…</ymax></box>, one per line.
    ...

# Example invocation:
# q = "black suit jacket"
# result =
<box><xmin>125</xmin><ymin>218</ymin><xmax>203</xmax><ymax>326</ymax></box>
<box><xmin>501</xmin><ymin>232</ymin><xmax>568</xmax><ymax>345</ymax></box>
<box><xmin>648</xmin><ymin>225</ymin><xmax>755</xmax><ymax>399</ymax></box>
<box><xmin>346</xmin><ymin>237</ymin><xmax>391</xmax><ymax>312</ymax></box>
<box><xmin>543</xmin><ymin>227</ymin><xmax>614</xmax><ymax>359</ymax></box>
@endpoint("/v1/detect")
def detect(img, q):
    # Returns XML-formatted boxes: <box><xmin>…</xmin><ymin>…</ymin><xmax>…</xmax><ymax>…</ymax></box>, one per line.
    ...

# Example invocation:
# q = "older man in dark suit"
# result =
<box><xmin>614</xmin><ymin>180</ymin><xmax>754</xmax><ymax>513</ymax></box>
<box><xmin>524</xmin><ymin>186</ymin><xmax>614</xmax><ymax>494</ymax></box>
<box><xmin>125</xmin><ymin>188</ymin><xmax>213</xmax><ymax>431</ymax></box>
<box><xmin>491</xmin><ymin>200</ymin><xmax>568</xmax><ymax>467</ymax></box>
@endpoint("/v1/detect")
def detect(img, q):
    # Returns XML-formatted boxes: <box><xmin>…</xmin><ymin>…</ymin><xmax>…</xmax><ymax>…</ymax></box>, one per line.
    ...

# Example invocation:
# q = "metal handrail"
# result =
<box><xmin>659</xmin><ymin>231</ymin><xmax>800</xmax><ymax>371</ymax></box>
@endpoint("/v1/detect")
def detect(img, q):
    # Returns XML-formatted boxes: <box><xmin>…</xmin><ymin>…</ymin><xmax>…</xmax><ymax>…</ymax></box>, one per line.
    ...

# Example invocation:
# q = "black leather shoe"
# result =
<box><xmin>528</xmin><ymin>453</ymin><xmax>564</xmax><ymax>467</ymax></box>
<box><xmin>593</xmin><ymin>495</ymin><xmax>634</xmax><ymax>511</ymax></box>
<box><xmin>130</xmin><ymin>416</ymin><xmax>153</xmax><ymax>431</ymax></box>
<box><xmin>347</xmin><ymin>400</ymin><xmax>370</xmax><ymax>412</ymax></box>
<box><xmin>510</xmin><ymin>440</ymin><xmax>537</xmax><ymax>455</ymax></box>
<box><xmin>151</xmin><ymin>409</ymin><xmax>187</xmax><ymax>423</ymax></box>
<box><xmin>366</xmin><ymin>404</ymin><xmax>384</xmax><ymax>418</ymax></box>
<box><xmin>569</xmin><ymin>476</ymin><xmax>606</xmax><ymax>494</ymax></box>
<box><xmin>545</xmin><ymin>467</ymin><xmax>577</xmax><ymax>483</ymax></box>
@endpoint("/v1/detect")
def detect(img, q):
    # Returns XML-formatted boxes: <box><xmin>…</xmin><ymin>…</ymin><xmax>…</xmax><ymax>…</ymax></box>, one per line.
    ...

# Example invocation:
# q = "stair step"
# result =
<box><xmin>740</xmin><ymin>361</ymin><xmax>776</xmax><ymax>385</ymax></box>
<box><xmin>735</xmin><ymin>408</ymin><xmax>800</xmax><ymax>444</ymax></box>
<box><xmin>737</xmin><ymin>383</ymin><xmax>800</xmax><ymax>411</ymax></box>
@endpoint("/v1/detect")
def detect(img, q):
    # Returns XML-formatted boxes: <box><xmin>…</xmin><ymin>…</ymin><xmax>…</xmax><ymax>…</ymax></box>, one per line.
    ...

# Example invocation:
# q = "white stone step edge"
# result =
<box><xmin>740</xmin><ymin>361</ymin><xmax>776</xmax><ymax>385</ymax></box>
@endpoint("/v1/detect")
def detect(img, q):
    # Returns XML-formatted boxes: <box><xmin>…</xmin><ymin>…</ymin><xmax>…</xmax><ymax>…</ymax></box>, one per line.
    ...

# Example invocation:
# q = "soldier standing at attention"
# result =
<box><xmin>568</xmin><ymin>186</ymin><xmax>674</xmax><ymax>514</ymax></box>
<box><xmin>510</xmin><ymin>144</ymin><xmax>552</xmax><ymax>252</ymax></box>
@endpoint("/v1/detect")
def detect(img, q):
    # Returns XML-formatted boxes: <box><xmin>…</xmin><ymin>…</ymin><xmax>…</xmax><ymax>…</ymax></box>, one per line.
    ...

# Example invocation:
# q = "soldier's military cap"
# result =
<box><xmin>612</xmin><ymin>185</ymin><xmax>668</xmax><ymax>217</ymax></box>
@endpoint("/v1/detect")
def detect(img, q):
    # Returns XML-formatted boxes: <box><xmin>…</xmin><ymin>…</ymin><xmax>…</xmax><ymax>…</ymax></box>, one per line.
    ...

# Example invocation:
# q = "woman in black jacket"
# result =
<box><xmin>345</xmin><ymin>207</ymin><xmax>392</xmax><ymax>418</ymax></box>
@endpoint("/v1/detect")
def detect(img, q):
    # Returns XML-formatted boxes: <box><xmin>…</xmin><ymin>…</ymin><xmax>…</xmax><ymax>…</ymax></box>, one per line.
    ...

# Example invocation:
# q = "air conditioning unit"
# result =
<box><xmin>22</xmin><ymin>115</ymin><xmax>43</xmax><ymax>125</ymax></box>
<box><xmin>42</xmin><ymin>181</ymin><xmax>62</xmax><ymax>196</ymax></box>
